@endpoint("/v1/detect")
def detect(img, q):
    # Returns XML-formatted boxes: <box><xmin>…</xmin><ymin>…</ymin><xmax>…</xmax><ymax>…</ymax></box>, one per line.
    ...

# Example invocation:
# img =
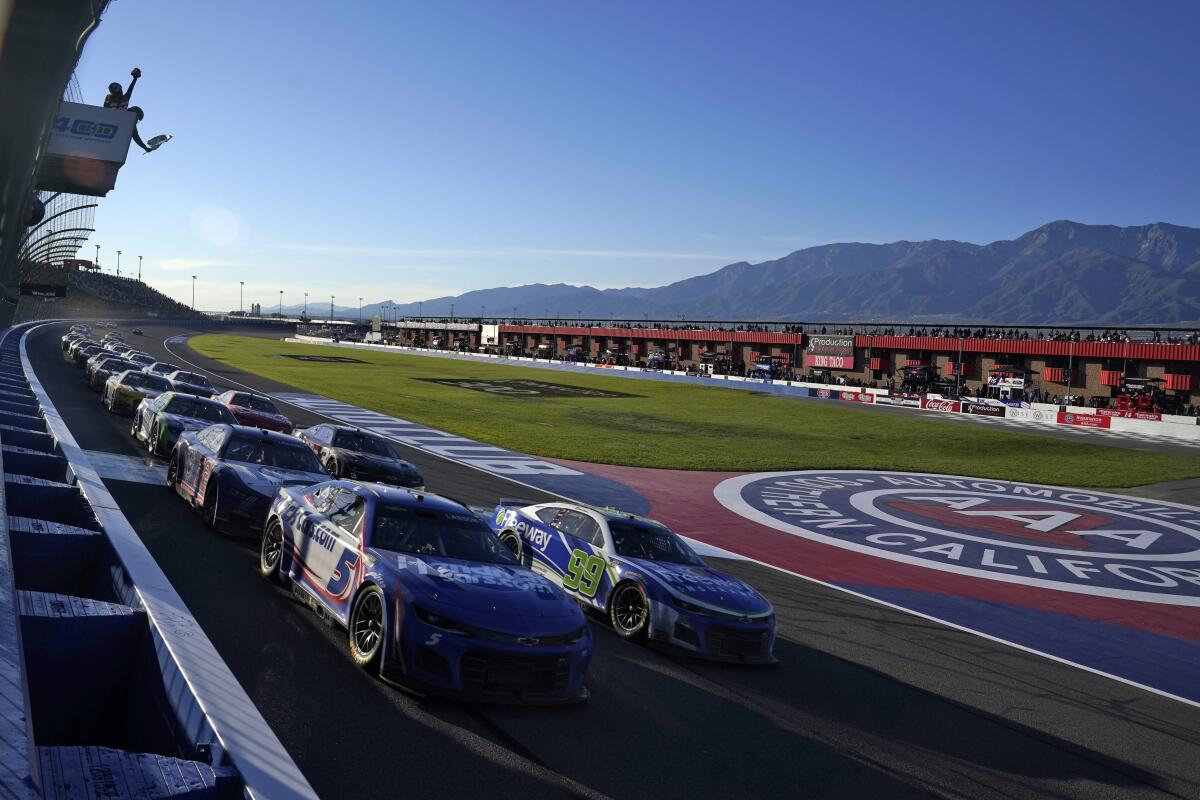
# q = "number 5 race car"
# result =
<box><xmin>490</xmin><ymin>501</ymin><xmax>777</xmax><ymax>663</ymax></box>
<box><xmin>260</xmin><ymin>483</ymin><xmax>592</xmax><ymax>703</ymax></box>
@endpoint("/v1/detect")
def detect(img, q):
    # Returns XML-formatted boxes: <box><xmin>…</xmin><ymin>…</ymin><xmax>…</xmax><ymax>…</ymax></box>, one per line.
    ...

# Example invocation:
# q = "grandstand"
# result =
<box><xmin>14</xmin><ymin>271</ymin><xmax>199</xmax><ymax>322</ymax></box>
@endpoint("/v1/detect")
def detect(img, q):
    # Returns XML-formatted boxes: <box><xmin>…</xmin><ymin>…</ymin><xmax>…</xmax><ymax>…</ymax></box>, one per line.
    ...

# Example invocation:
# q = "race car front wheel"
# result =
<box><xmin>259</xmin><ymin>519</ymin><xmax>284</xmax><ymax>583</ymax></box>
<box><xmin>499</xmin><ymin>531</ymin><xmax>523</xmax><ymax>563</ymax></box>
<box><xmin>203</xmin><ymin>483</ymin><xmax>223</xmax><ymax>532</ymax></box>
<box><xmin>165</xmin><ymin>451</ymin><xmax>179</xmax><ymax>490</ymax></box>
<box><xmin>348</xmin><ymin>585</ymin><xmax>385</xmax><ymax>671</ymax></box>
<box><xmin>609</xmin><ymin>582</ymin><xmax>649</xmax><ymax>642</ymax></box>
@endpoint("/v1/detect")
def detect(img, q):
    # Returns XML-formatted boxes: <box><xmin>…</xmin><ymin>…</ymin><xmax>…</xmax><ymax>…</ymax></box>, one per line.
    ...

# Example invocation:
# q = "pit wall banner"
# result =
<box><xmin>1097</xmin><ymin>408</ymin><xmax>1162</xmax><ymax>422</ymax></box>
<box><xmin>803</xmin><ymin>334</ymin><xmax>855</xmax><ymax>370</ymax></box>
<box><xmin>920</xmin><ymin>398</ymin><xmax>961</xmax><ymax>413</ymax></box>
<box><xmin>961</xmin><ymin>402</ymin><xmax>1005</xmax><ymax>417</ymax></box>
<box><xmin>1058</xmin><ymin>411</ymin><xmax>1112</xmax><ymax>429</ymax></box>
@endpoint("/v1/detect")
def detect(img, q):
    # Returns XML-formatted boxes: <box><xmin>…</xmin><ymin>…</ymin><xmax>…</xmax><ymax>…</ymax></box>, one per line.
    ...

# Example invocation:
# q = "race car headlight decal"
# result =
<box><xmin>413</xmin><ymin>606</ymin><xmax>472</xmax><ymax>635</ymax></box>
<box><xmin>671</xmin><ymin>596</ymin><xmax>713</xmax><ymax>615</ymax></box>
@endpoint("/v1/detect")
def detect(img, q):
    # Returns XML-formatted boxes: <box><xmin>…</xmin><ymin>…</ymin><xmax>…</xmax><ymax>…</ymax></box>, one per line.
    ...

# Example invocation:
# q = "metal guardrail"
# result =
<box><xmin>0</xmin><ymin>321</ymin><xmax>316</xmax><ymax>799</ymax></box>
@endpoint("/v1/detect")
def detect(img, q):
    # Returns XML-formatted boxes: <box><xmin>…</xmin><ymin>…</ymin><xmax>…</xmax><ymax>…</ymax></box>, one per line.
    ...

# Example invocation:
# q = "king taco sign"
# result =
<box><xmin>714</xmin><ymin>470</ymin><xmax>1200</xmax><ymax>605</ymax></box>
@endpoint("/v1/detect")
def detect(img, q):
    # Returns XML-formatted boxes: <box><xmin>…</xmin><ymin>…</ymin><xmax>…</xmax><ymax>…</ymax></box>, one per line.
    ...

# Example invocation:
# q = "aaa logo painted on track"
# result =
<box><xmin>714</xmin><ymin>471</ymin><xmax>1200</xmax><ymax>605</ymax></box>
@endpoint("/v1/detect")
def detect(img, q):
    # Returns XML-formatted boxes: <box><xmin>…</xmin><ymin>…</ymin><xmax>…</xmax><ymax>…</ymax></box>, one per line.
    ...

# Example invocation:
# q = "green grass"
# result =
<box><xmin>190</xmin><ymin>334</ymin><xmax>1200</xmax><ymax>487</ymax></box>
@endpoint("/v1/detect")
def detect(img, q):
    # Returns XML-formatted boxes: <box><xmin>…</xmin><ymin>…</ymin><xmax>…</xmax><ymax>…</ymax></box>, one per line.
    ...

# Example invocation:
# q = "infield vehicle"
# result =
<box><xmin>132</xmin><ymin>391</ymin><xmax>238</xmax><ymax>456</ymax></box>
<box><xmin>296</xmin><ymin>423</ymin><xmax>424</xmax><ymax>489</ymax></box>
<box><xmin>167</xmin><ymin>424</ymin><xmax>328</xmax><ymax>533</ymax></box>
<box><xmin>87</xmin><ymin>357</ymin><xmax>138</xmax><ymax>391</ymax></box>
<box><xmin>103</xmin><ymin>370</ymin><xmax>171</xmax><ymax>416</ymax></box>
<box><xmin>259</xmin><ymin>482</ymin><xmax>591</xmax><ymax>702</ymax></box>
<box><xmin>490</xmin><ymin>501</ymin><xmax>776</xmax><ymax>663</ymax></box>
<box><xmin>214</xmin><ymin>391</ymin><xmax>293</xmax><ymax>434</ymax></box>
<box><xmin>165</xmin><ymin>369</ymin><xmax>217</xmax><ymax>398</ymax></box>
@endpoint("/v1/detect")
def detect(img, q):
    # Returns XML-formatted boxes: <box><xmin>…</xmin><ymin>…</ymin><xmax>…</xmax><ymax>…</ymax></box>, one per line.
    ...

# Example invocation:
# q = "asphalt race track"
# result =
<box><xmin>26</xmin><ymin>322</ymin><xmax>1200</xmax><ymax>800</ymax></box>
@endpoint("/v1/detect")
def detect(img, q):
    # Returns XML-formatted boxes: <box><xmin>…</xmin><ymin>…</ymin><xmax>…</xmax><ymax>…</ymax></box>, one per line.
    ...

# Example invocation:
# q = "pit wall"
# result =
<box><xmin>284</xmin><ymin>335</ymin><xmax>1200</xmax><ymax>443</ymax></box>
<box><xmin>2</xmin><ymin>322</ymin><xmax>316</xmax><ymax>799</ymax></box>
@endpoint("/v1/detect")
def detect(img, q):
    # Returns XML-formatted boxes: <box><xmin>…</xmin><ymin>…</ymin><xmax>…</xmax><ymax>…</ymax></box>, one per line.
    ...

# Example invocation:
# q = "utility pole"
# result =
<box><xmin>239</xmin><ymin>281</ymin><xmax>244</xmax><ymax>315</ymax></box>
<box><xmin>137</xmin><ymin>255</ymin><xmax>142</xmax><ymax>281</ymax></box>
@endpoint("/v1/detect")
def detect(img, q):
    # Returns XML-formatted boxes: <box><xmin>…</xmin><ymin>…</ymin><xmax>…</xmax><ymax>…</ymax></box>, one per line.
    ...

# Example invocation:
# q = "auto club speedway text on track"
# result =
<box><xmin>715</xmin><ymin>471</ymin><xmax>1200</xmax><ymax>605</ymax></box>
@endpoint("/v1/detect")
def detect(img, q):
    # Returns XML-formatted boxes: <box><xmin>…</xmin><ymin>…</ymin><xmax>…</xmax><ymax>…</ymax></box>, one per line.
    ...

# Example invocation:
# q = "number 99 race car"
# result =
<box><xmin>260</xmin><ymin>483</ymin><xmax>592</xmax><ymax>703</ymax></box>
<box><xmin>490</xmin><ymin>501</ymin><xmax>776</xmax><ymax>663</ymax></box>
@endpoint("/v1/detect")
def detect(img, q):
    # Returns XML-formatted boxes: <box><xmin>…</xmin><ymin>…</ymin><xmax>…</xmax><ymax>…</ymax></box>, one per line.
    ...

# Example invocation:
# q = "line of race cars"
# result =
<box><xmin>59</xmin><ymin>324</ymin><xmax>777</xmax><ymax>703</ymax></box>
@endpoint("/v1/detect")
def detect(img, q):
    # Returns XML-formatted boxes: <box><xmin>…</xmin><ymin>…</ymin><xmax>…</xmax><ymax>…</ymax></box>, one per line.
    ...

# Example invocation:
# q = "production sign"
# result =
<box><xmin>715</xmin><ymin>471</ymin><xmax>1200</xmax><ymax>605</ymax></box>
<box><xmin>803</xmin><ymin>334</ymin><xmax>855</xmax><ymax>370</ymax></box>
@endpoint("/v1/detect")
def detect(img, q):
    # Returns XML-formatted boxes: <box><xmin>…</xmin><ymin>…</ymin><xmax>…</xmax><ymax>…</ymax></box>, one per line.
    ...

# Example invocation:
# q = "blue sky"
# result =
<box><xmin>75</xmin><ymin>0</ymin><xmax>1199</xmax><ymax>311</ymax></box>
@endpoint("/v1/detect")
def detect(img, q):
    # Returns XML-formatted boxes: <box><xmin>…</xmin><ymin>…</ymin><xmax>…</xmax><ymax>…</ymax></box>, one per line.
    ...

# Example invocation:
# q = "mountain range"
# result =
<box><xmin>279</xmin><ymin>221</ymin><xmax>1200</xmax><ymax>324</ymax></box>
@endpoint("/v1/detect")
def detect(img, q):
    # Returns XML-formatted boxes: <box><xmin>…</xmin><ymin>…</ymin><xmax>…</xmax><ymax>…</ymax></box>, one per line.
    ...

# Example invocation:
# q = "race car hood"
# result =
<box><xmin>171</xmin><ymin>380</ymin><xmax>213</xmax><ymax>396</ymax></box>
<box><xmin>223</xmin><ymin>463</ymin><xmax>327</xmax><ymax>496</ymax></box>
<box><xmin>158</xmin><ymin>412</ymin><xmax>217</xmax><ymax>433</ymax></box>
<box><xmin>230</xmin><ymin>406</ymin><xmax>291</xmax><ymax>428</ymax></box>
<box><xmin>336</xmin><ymin>450</ymin><xmax>419</xmax><ymax>475</ymax></box>
<box><xmin>625</xmin><ymin>559</ymin><xmax>771</xmax><ymax>615</ymax></box>
<box><xmin>382</xmin><ymin>553</ymin><xmax>580</xmax><ymax>620</ymax></box>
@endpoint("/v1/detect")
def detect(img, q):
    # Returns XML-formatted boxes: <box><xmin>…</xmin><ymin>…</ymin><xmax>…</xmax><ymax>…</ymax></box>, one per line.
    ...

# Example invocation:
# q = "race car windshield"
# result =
<box><xmin>610</xmin><ymin>520</ymin><xmax>704</xmax><ymax>565</ymax></box>
<box><xmin>172</xmin><ymin>372</ymin><xmax>213</xmax><ymax>388</ymax></box>
<box><xmin>231</xmin><ymin>394</ymin><xmax>278</xmax><ymax>413</ymax></box>
<box><xmin>333</xmin><ymin>430</ymin><xmax>393</xmax><ymax>457</ymax></box>
<box><xmin>119</xmin><ymin>372</ymin><xmax>152</xmax><ymax>387</ymax></box>
<box><xmin>140</xmin><ymin>374</ymin><xmax>171</xmax><ymax>391</ymax></box>
<box><xmin>223</xmin><ymin>437</ymin><xmax>323</xmax><ymax>470</ymax></box>
<box><xmin>164</xmin><ymin>398</ymin><xmax>236</xmax><ymax>423</ymax></box>
<box><xmin>372</xmin><ymin>506</ymin><xmax>516</xmax><ymax>564</ymax></box>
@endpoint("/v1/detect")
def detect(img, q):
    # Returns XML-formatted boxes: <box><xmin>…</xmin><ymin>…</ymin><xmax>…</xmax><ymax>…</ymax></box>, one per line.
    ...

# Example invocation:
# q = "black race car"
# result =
<box><xmin>296</xmin><ymin>424</ymin><xmax>424</xmax><ymax>489</ymax></box>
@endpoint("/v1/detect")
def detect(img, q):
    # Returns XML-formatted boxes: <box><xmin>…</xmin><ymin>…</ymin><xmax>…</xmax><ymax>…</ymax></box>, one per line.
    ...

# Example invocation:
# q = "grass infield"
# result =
<box><xmin>190</xmin><ymin>334</ymin><xmax>1200</xmax><ymax>487</ymax></box>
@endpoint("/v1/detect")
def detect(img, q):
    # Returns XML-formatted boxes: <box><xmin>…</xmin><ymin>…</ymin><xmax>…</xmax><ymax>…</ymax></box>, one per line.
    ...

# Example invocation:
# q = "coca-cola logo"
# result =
<box><xmin>923</xmin><ymin>399</ymin><xmax>959</xmax><ymax>412</ymax></box>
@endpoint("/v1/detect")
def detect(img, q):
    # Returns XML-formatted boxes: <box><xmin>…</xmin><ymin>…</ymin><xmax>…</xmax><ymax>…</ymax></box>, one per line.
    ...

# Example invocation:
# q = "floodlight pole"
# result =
<box><xmin>138</xmin><ymin>255</ymin><xmax>142</xmax><ymax>281</ymax></box>
<box><xmin>94</xmin><ymin>244</ymin><xmax>99</xmax><ymax>270</ymax></box>
<box><xmin>359</xmin><ymin>297</ymin><xmax>363</xmax><ymax>323</ymax></box>
<box><xmin>303</xmin><ymin>292</ymin><xmax>307</xmax><ymax>319</ymax></box>
<box><xmin>191</xmin><ymin>275</ymin><xmax>196</xmax><ymax>310</ymax></box>
<box><xmin>278</xmin><ymin>290</ymin><xmax>283</xmax><ymax>318</ymax></box>
<box><xmin>330</xmin><ymin>296</ymin><xmax>334</xmax><ymax>322</ymax></box>
<box><xmin>116</xmin><ymin>250</ymin><xmax>121</xmax><ymax>277</ymax></box>
<box><xmin>239</xmin><ymin>281</ymin><xmax>244</xmax><ymax>315</ymax></box>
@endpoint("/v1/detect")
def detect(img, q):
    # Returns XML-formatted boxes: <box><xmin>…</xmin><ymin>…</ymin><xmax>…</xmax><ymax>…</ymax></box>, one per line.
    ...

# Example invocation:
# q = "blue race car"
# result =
<box><xmin>261</xmin><ymin>483</ymin><xmax>591</xmax><ymax>703</ymax></box>
<box><xmin>132</xmin><ymin>391</ymin><xmax>238</xmax><ymax>456</ymax></box>
<box><xmin>167</xmin><ymin>424</ymin><xmax>329</xmax><ymax>534</ymax></box>
<box><xmin>490</xmin><ymin>501</ymin><xmax>777</xmax><ymax>663</ymax></box>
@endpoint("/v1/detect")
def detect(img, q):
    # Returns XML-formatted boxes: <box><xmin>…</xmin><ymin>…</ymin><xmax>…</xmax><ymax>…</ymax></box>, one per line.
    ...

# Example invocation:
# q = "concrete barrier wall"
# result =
<box><xmin>10</xmin><ymin>322</ymin><xmax>316</xmax><ymax>800</ymax></box>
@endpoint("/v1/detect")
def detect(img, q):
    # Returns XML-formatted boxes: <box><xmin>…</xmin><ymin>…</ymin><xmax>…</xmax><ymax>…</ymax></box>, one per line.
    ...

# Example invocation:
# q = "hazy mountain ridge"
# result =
<box><xmin>280</xmin><ymin>221</ymin><xmax>1200</xmax><ymax>324</ymax></box>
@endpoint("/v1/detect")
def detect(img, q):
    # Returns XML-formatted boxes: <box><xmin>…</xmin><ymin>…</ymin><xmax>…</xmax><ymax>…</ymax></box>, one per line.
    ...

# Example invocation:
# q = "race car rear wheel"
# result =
<box><xmin>609</xmin><ymin>581</ymin><xmax>649</xmax><ymax>642</ymax></box>
<box><xmin>499</xmin><ymin>530</ymin><xmax>523</xmax><ymax>563</ymax></box>
<box><xmin>348</xmin><ymin>585</ymin><xmax>385</xmax><ymax>670</ymax></box>
<box><xmin>259</xmin><ymin>518</ymin><xmax>284</xmax><ymax>583</ymax></box>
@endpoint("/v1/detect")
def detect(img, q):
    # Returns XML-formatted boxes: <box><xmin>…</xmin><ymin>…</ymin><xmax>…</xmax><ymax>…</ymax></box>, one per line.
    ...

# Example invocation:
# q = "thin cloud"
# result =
<box><xmin>268</xmin><ymin>243</ymin><xmax>745</xmax><ymax>261</ymax></box>
<box><xmin>156</xmin><ymin>258</ymin><xmax>257</xmax><ymax>271</ymax></box>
